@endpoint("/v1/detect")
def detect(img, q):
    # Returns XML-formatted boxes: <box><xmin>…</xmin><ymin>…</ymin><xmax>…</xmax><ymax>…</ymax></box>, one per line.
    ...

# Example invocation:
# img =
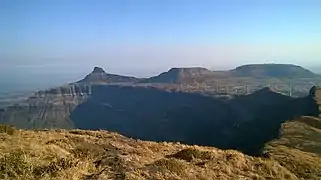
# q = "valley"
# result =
<box><xmin>0</xmin><ymin>64</ymin><xmax>321</xmax><ymax>179</ymax></box>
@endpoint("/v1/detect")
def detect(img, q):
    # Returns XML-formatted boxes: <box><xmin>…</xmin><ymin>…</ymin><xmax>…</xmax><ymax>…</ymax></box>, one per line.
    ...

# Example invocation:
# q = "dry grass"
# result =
<box><xmin>0</xmin><ymin>124</ymin><xmax>16</xmax><ymax>135</ymax></box>
<box><xmin>265</xmin><ymin>116</ymin><xmax>321</xmax><ymax>180</ymax></box>
<box><xmin>0</xmin><ymin>128</ymin><xmax>301</xmax><ymax>180</ymax></box>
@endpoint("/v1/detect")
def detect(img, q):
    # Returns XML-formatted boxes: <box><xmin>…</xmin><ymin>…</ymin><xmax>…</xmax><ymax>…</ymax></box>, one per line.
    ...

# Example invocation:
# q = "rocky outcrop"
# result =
<box><xmin>77</xmin><ymin>66</ymin><xmax>140</xmax><ymax>84</ymax></box>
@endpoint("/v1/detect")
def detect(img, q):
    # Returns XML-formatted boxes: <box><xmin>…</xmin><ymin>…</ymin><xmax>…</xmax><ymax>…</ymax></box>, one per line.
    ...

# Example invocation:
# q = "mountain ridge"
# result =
<box><xmin>140</xmin><ymin>67</ymin><xmax>215</xmax><ymax>84</ymax></box>
<box><xmin>230</xmin><ymin>64</ymin><xmax>317</xmax><ymax>78</ymax></box>
<box><xmin>77</xmin><ymin>66</ymin><xmax>140</xmax><ymax>84</ymax></box>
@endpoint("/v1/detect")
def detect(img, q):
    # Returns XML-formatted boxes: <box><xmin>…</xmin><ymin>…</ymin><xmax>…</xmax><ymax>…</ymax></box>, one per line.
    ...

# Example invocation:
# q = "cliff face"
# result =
<box><xmin>0</xmin><ymin>84</ymin><xmax>90</xmax><ymax>129</ymax></box>
<box><xmin>0</xmin><ymin>66</ymin><xmax>142</xmax><ymax>129</ymax></box>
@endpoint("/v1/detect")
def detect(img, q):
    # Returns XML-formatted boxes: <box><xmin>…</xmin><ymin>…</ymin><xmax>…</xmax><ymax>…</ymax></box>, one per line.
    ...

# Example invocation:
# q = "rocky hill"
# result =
<box><xmin>230</xmin><ymin>64</ymin><xmax>317</xmax><ymax>78</ymax></box>
<box><xmin>140</xmin><ymin>67</ymin><xmax>215</xmax><ymax>84</ymax></box>
<box><xmin>77</xmin><ymin>67</ymin><xmax>140</xmax><ymax>84</ymax></box>
<box><xmin>0</xmin><ymin>127</ymin><xmax>303</xmax><ymax>180</ymax></box>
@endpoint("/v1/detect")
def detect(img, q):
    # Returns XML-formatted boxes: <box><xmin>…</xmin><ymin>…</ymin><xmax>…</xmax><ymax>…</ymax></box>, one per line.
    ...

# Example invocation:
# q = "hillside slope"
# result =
<box><xmin>265</xmin><ymin>116</ymin><xmax>321</xmax><ymax>179</ymax></box>
<box><xmin>0</xmin><ymin>128</ymin><xmax>298</xmax><ymax>180</ymax></box>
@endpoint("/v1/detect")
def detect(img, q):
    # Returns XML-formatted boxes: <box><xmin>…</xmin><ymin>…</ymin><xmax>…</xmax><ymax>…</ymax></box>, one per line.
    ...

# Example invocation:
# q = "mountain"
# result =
<box><xmin>77</xmin><ymin>67</ymin><xmax>140</xmax><ymax>84</ymax></box>
<box><xmin>0</xmin><ymin>65</ymin><xmax>320</xmax><ymax>155</ymax></box>
<box><xmin>0</xmin><ymin>128</ymin><xmax>300</xmax><ymax>180</ymax></box>
<box><xmin>140</xmin><ymin>67</ymin><xmax>215</xmax><ymax>84</ymax></box>
<box><xmin>1</xmin><ymin>65</ymin><xmax>321</xmax><ymax>179</ymax></box>
<box><xmin>230</xmin><ymin>64</ymin><xmax>317</xmax><ymax>78</ymax></box>
<box><xmin>138</xmin><ymin>64</ymin><xmax>321</xmax><ymax>97</ymax></box>
<box><xmin>1</xmin><ymin>76</ymin><xmax>319</xmax><ymax>156</ymax></box>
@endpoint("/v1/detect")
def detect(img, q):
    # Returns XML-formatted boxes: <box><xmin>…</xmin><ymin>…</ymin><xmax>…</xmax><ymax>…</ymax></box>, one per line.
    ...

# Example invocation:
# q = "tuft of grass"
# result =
<box><xmin>33</xmin><ymin>157</ymin><xmax>78</xmax><ymax>177</ymax></box>
<box><xmin>152</xmin><ymin>158</ymin><xmax>187</xmax><ymax>176</ymax></box>
<box><xmin>0</xmin><ymin>124</ymin><xmax>16</xmax><ymax>135</ymax></box>
<box><xmin>71</xmin><ymin>146</ymin><xmax>92</xmax><ymax>159</ymax></box>
<box><xmin>0</xmin><ymin>151</ymin><xmax>32</xmax><ymax>179</ymax></box>
<box><xmin>169</xmin><ymin>148</ymin><xmax>213</xmax><ymax>162</ymax></box>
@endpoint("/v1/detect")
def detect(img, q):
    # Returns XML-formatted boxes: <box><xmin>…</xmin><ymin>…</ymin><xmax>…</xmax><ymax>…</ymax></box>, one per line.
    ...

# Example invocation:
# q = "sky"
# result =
<box><xmin>1</xmin><ymin>0</ymin><xmax>321</xmax><ymax>83</ymax></box>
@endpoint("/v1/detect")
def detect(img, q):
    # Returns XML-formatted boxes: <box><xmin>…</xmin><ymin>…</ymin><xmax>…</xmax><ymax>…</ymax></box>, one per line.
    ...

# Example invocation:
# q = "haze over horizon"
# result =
<box><xmin>1</xmin><ymin>0</ymin><xmax>321</xmax><ymax>93</ymax></box>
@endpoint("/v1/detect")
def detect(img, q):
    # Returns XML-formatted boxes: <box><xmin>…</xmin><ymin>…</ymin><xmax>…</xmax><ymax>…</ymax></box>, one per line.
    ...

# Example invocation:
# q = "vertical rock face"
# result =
<box><xmin>36</xmin><ymin>84</ymin><xmax>91</xmax><ymax>96</ymax></box>
<box><xmin>0</xmin><ymin>84</ymin><xmax>91</xmax><ymax>129</ymax></box>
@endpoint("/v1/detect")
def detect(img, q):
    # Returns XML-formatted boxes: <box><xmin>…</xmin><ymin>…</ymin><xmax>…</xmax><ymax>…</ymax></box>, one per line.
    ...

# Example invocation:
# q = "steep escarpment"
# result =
<box><xmin>0</xmin><ymin>84</ymin><xmax>90</xmax><ymax>129</ymax></box>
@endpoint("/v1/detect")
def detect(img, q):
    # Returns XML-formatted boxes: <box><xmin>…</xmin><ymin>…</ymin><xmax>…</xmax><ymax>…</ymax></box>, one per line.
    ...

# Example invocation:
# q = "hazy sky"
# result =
<box><xmin>1</xmin><ymin>0</ymin><xmax>321</xmax><ymax>78</ymax></box>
